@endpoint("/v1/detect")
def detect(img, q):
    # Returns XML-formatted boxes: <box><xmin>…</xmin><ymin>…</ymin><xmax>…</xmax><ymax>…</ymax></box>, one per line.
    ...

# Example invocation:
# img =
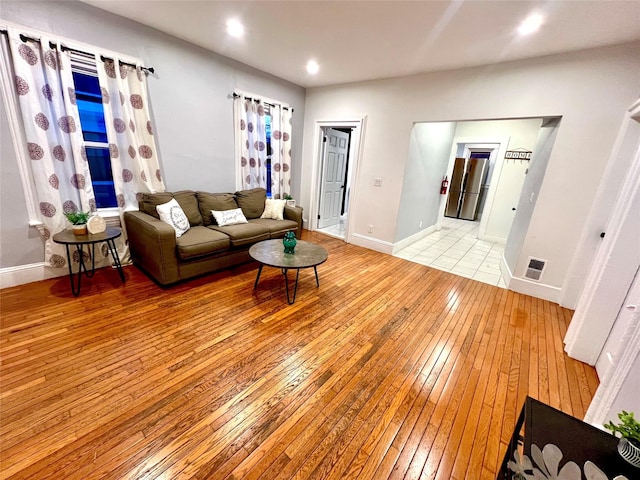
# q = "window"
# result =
<box><xmin>70</xmin><ymin>54</ymin><xmax>116</xmax><ymax>208</ymax></box>
<box><xmin>264</xmin><ymin>105</ymin><xmax>272</xmax><ymax>197</ymax></box>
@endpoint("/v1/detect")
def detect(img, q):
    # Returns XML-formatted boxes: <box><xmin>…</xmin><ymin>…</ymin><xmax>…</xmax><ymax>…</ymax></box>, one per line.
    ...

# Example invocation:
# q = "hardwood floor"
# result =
<box><xmin>0</xmin><ymin>231</ymin><xmax>599</xmax><ymax>479</ymax></box>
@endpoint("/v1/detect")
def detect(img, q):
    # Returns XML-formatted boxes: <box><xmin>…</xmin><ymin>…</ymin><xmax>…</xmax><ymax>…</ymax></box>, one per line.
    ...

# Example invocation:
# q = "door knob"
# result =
<box><xmin>512</xmin><ymin>208</ymin><xmax>516</xmax><ymax>211</ymax></box>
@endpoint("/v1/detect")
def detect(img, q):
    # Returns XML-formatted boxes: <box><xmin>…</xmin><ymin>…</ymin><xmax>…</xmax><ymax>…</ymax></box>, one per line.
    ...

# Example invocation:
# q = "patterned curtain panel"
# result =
<box><xmin>5</xmin><ymin>30</ymin><xmax>96</xmax><ymax>268</ymax></box>
<box><xmin>234</xmin><ymin>96</ymin><xmax>267</xmax><ymax>190</ymax></box>
<box><xmin>269</xmin><ymin>105</ymin><xmax>292</xmax><ymax>199</ymax></box>
<box><xmin>96</xmin><ymin>58</ymin><xmax>165</xmax><ymax>213</ymax></box>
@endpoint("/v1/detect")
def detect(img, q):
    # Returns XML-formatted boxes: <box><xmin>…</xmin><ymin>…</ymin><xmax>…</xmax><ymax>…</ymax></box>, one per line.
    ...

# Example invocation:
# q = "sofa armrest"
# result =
<box><xmin>124</xmin><ymin>210</ymin><xmax>180</xmax><ymax>285</ymax></box>
<box><xmin>284</xmin><ymin>206</ymin><xmax>303</xmax><ymax>236</ymax></box>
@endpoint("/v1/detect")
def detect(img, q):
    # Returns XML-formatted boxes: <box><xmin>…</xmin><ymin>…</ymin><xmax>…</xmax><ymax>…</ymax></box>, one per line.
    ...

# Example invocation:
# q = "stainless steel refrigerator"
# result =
<box><xmin>445</xmin><ymin>157</ymin><xmax>488</xmax><ymax>221</ymax></box>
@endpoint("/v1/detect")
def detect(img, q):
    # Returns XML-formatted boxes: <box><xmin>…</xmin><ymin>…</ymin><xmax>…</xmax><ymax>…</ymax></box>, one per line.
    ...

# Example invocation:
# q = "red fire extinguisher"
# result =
<box><xmin>440</xmin><ymin>176</ymin><xmax>449</xmax><ymax>195</ymax></box>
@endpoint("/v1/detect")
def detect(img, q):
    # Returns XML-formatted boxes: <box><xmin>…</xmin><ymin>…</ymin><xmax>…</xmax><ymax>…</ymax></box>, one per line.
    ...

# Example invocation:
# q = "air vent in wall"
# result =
<box><xmin>525</xmin><ymin>257</ymin><xmax>547</xmax><ymax>281</ymax></box>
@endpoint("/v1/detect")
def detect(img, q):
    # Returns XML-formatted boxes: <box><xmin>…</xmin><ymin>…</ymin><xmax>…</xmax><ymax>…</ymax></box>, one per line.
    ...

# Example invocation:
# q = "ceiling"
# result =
<box><xmin>83</xmin><ymin>1</ymin><xmax>640</xmax><ymax>88</ymax></box>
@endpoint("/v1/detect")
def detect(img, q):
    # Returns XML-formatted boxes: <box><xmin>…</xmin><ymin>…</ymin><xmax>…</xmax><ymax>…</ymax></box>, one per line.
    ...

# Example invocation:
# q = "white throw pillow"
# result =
<box><xmin>260</xmin><ymin>199</ymin><xmax>286</xmax><ymax>221</ymax></box>
<box><xmin>212</xmin><ymin>208</ymin><xmax>248</xmax><ymax>227</ymax></box>
<box><xmin>156</xmin><ymin>198</ymin><xmax>190</xmax><ymax>238</ymax></box>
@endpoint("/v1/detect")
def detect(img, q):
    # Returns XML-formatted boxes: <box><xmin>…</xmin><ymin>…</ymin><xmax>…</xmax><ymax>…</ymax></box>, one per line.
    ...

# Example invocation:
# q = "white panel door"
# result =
<box><xmin>319</xmin><ymin>129</ymin><xmax>349</xmax><ymax>229</ymax></box>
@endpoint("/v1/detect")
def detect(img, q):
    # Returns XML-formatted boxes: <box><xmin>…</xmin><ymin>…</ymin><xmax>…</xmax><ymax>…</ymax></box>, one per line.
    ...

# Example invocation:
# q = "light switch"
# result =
<box><xmin>374</xmin><ymin>177</ymin><xmax>382</xmax><ymax>187</ymax></box>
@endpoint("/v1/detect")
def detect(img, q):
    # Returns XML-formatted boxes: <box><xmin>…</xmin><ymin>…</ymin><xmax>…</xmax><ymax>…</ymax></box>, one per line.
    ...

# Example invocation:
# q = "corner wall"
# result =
<box><xmin>301</xmin><ymin>42</ymin><xmax>640</xmax><ymax>299</ymax></box>
<box><xmin>395</xmin><ymin>122</ymin><xmax>455</xmax><ymax>243</ymax></box>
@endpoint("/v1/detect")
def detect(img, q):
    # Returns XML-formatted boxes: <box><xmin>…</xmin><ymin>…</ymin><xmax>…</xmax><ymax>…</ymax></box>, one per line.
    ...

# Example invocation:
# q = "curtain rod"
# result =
<box><xmin>232</xmin><ymin>92</ymin><xmax>293</xmax><ymax>112</ymax></box>
<box><xmin>0</xmin><ymin>30</ymin><xmax>154</xmax><ymax>74</ymax></box>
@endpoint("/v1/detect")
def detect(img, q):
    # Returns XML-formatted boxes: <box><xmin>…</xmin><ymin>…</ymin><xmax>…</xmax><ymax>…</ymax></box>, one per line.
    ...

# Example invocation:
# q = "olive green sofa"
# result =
<box><xmin>124</xmin><ymin>188</ymin><xmax>303</xmax><ymax>286</ymax></box>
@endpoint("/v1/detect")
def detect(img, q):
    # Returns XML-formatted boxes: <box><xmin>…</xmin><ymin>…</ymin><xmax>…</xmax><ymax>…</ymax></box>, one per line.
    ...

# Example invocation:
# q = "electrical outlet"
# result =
<box><xmin>374</xmin><ymin>177</ymin><xmax>382</xmax><ymax>187</ymax></box>
<box><xmin>368</xmin><ymin>225</ymin><xmax>373</xmax><ymax>233</ymax></box>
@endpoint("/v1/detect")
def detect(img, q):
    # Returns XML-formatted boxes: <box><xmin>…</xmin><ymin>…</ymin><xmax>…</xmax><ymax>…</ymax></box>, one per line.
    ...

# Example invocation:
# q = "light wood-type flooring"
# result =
<box><xmin>0</xmin><ymin>231</ymin><xmax>599</xmax><ymax>479</ymax></box>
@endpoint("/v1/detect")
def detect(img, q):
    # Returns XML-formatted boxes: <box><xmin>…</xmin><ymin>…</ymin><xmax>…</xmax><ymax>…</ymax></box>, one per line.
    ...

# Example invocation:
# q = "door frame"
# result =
<box><xmin>309</xmin><ymin>117</ymin><xmax>367</xmax><ymax>243</ymax></box>
<box><xmin>439</xmin><ymin>137</ymin><xmax>510</xmax><ymax>240</ymax></box>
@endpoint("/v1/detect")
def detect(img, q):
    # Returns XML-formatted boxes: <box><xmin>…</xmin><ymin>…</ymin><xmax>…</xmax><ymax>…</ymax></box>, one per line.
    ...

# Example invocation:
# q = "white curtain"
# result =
<box><xmin>96</xmin><ymin>57</ymin><xmax>165</xmax><ymax>211</ymax></box>
<box><xmin>5</xmin><ymin>30</ymin><xmax>96</xmax><ymax>268</ymax></box>
<box><xmin>269</xmin><ymin>104</ymin><xmax>292</xmax><ymax>199</ymax></box>
<box><xmin>234</xmin><ymin>95</ymin><xmax>267</xmax><ymax>190</ymax></box>
<box><xmin>96</xmin><ymin>57</ymin><xmax>165</xmax><ymax>263</ymax></box>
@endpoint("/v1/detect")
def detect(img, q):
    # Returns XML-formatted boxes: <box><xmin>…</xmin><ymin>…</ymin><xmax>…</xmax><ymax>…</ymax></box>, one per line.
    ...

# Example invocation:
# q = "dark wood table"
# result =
<box><xmin>52</xmin><ymin>226</ymin><xmax>125</xmax><ymax>296</ymax></box>
<box><xmin>249</xmin><ymin>239</ymin><xmax>328</xmax><ymax>304</ymax></box>
<box><xmin>498</xmin><ymin>396</ymin><xmax>637</xmax><ymax>479</ymax></box>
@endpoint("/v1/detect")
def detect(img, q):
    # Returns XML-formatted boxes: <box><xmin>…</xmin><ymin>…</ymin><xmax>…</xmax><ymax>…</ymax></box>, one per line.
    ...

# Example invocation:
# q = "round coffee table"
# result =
<box><xmin>249</xmin><ymin>239</ymin><xmax>328</xmax><ymax>304</ymax></box>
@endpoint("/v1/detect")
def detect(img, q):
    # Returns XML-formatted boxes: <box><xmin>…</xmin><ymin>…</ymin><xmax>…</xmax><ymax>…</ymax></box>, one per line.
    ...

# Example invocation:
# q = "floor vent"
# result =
<box><xmin>525</xmin><ymin>257</ymin><xmax>547</xmax><ymax>281</ymax></box>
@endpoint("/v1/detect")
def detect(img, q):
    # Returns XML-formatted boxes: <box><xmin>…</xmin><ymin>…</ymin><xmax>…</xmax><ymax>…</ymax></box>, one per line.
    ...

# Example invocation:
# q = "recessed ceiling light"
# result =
<box><xmin>518</xmin><ymin>14</ymin><xmax>543</xmax><ymax>35</ymax></box>
<box><xmin>306</xmin><ymin>60</ymin><xmax>319</xmax><ymax>75</ymax></box>
<box><xmin>226</xmin><ymin>18</ymin><xmax>244</xmax><ymax>38</ymax></box>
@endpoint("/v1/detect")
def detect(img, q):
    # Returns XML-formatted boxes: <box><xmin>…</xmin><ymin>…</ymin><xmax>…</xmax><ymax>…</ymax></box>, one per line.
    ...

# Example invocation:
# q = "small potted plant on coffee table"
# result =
<box><xmin>604</xmin><ymin>410</ymin><xmax>640</xmax><ymax>467</ymax></box>
<box><xmin>64</xmin><ymin>211</ymin><xmax>91</xmax><ymax>236</ymax></box>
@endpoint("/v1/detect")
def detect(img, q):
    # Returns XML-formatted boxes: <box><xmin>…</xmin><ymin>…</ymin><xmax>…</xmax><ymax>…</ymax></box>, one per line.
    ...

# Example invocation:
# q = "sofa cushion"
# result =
<box><xmin>156</xmin><ymin>198</ymin><xmax>190</xmax><ymax>238</ymax></box>
<box><xmin>249</xmin><ymin>218</ymin><xmax>299</xmax><ymax>238</ymax></box>
<box><xmin>260</xmin><ymin>199</ymin><xmax>286</xmax><ymax>220</ymax></box>
<box><xmin>175</xmin><ymin>226</ymin><xmax>230</xmax><ymax>260</ymax></box>
<box><xmin>235</xmin><ymin>188</ymin><xmax>266</xmax><ymax>219</ymax></box>
<box><xmin>212</xmin><ymin>208</ymin><xmax>248</xmax><ymax>227</ymax></box>
<box><xmin>197</xmin><ymin>192</ymin><xmax>238</xmax><ymax>226</ymax></box>
<box><xmin>173</xmin><ymin>190</ymin><xmax>203</xmax><ymax>226</ymax></box>
<box><xmin>209</xmin><ymin>222</ymin><xmax>270</xmax><ymax>248</ymax></box>
<box><xmin>141</xmin><ymin>192</ymin><xmax>174</xmax><ymax>219</ymax></box>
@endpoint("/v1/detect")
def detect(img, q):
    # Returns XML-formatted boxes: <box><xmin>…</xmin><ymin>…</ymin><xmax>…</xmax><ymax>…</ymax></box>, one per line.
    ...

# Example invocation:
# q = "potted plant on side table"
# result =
<box><xmin>283</xmin><ymin>193</ymin><xmax>295</xmax><ymax>208</ymax></box>
<box><xmin>604</xmin><ymin>410</ymin><xmax>640</xmax><ymax>468</ymax></box>
<box><xmin>64</xmin><ymin>211</ymin><xmax>91</xmax><ymax>236</ymax></box>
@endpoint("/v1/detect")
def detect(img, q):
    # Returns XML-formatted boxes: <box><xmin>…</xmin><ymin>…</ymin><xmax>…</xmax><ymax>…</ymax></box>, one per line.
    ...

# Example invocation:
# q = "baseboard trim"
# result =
<box><xmin>0</xmin><ymin>262</ymin><xmax>67</xmax><ymax>289</ymax></box>
<box><xmin>392</xmin><ymin>224</ymin><xmax>439</xmax><ymax>254</ymax></box>
<box><xmin>500</xmin><ymin>256</ymin><xmax>561</xmax><ymax>303</ymax></box>
<box><xmin>350</xmin><ymin>233</ymin><xmax>394</xmax><ymax>255</ymax></box>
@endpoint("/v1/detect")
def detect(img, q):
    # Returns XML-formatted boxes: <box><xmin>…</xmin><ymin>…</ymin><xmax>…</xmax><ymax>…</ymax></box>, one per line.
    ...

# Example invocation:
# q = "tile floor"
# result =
<box><xmin>317</xmin><ymin>223</ymin><xmax>344</xmax><ymax>239</ymax></box>
<box><xmin>394</xmin><ymin>218</ymin><xmax>507</xmax><ymax>288</ymax></box>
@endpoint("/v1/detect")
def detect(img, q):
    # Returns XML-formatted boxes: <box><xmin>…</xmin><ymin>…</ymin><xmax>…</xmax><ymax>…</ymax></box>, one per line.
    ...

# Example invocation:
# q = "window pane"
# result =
<box><xmin>86</xmin><ymin>147</ymin><xmax>117</xmax><ymax>208</ymax></box>
<box><xmin>72</xmin><ymin>71</ymin><xmax>108</xmax><ymax>143</ymax></box>
<box><xmin>72</xmin><ymin>70</ymin><xmax>115</xmax><ymax>208</ymax></box>
<box><xmin>265</xmin><ymin>114</ymin><xmax>272</xmax><ymax>196</ymax></box>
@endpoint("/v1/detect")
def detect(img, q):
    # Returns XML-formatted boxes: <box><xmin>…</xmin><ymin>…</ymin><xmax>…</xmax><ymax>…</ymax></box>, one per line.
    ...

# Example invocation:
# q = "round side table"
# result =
<box><xmin>52</xmin><ymin>226</ymin><xmax>125</xmax><ymax>296</ymax></box>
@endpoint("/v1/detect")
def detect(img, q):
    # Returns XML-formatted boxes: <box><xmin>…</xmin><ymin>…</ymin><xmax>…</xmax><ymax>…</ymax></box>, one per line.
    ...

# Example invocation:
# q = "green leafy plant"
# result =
<box><xmin>604</xmin><ymin>410</ymin><xmax>640</xmax><ymax>446</ymax></box>
<box><xmin>64</xmin><ymin>211</ymin><xmax>91</xmax><ymax>225</ymax></box>
<box><xmin>283</xmin><ymin>193</ymin><xmax>293</xmax><ymax>200</ymax></box>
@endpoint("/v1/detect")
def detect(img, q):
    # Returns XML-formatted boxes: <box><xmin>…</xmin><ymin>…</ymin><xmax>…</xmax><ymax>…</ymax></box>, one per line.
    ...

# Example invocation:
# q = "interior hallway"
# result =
<box><xmin>394</xmin><ymin>217</ymin><xmax>507</xmax><ymax>288</ymax></box>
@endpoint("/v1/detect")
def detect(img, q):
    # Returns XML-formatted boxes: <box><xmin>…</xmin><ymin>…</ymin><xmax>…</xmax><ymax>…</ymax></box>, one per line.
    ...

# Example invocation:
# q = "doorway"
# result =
<box><xmin>394</xmin><ymin>118</ymin><xmax>557</xmax><ymax>289</ymax></box>
<box><xmin>444</xmin><ymin>151</ymin><xmax>492</xmax><ymax>221</ymax></box>
<box><xmin>317</xmin><ymin>127</ymin><xmax>351</xmax><ymax>239</ymax></box>
<box><xmin>310</xmin><ymin>117</ymin><xmax>366</xmax><ymax>242</ymax></box>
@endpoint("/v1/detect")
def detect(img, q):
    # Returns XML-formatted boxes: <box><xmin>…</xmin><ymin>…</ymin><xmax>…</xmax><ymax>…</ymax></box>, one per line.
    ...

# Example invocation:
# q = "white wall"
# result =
<box><xmin>504</xmin><ymin>120</ymin><xmax>560</xmax><ymax>281</ymax></box>
<box><xmin>453</xmin><ymin>119</ymin><xmax>541</xmax><ymax>241</ymax></box>
<box><xmin>0</xmin><ymin>97</ymin><xmax>42</xmax><ymax>267</ymax></box>
<box><xmin>395</xmin><ymin>122</ymin><xmax>455</xmax><ymax>243</ymax></box>
<box><xmin>301</xmin><ymin>42</ymin><xmax>640</xmax><ymax>298</ymax></box>
<box><xmin>0</xmin><ymin>1</ymin><xmax>305</xmax><ymax>271</ymax></box>
<box><xmin>561</xmin><ymin>103</ymin><xmax>640</xmax><ymax>308</ymax></box>
<box><xmin>607</xmin><ymin>351</ymin><xmax>640</xmax><ymax>420</ymax></box>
